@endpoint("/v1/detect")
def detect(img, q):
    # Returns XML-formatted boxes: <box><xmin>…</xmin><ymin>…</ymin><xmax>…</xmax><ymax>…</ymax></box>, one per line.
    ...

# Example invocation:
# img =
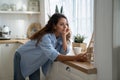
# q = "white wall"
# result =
<box><xmin>94</xmin><ymin>0</ymin><xmax>113</xmax><ymax>80</ymax></box>
<box><xmin>39</xmin><ymin>0</ymin><xmax>50</xmax><ymax>27</ymax></box>
<box><xmin>113</xmin><ymin>0</ymin><xmax>120</xmax><ymax>80</ymax></box>
<box><xmin>0</xmin><ymin>14</ymin><xmax>39</xmax><ymax>38</ymax></box>
<box><xmin>39</xmin><ymin>0</ymin><xmax>46</xmax><ymax>27</ymax></box>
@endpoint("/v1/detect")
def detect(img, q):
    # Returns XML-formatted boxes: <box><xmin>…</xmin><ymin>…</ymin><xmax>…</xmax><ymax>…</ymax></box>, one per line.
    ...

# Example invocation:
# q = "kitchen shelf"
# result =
<box><xmin>0</xmin><ymin>11</ymin><xmax>40</xmax><ymax>14</ymax></box>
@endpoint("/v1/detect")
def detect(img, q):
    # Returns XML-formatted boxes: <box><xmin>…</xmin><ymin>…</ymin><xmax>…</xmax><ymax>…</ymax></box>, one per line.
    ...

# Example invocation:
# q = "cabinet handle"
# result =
<box><xmin>6</xmin><ymin>44</ymin><xmax>9</xmax><ymax>46</ymax></box>
<box><xmin>66</xmin><ymin>66</ymin><xmax>71</xmax><ymax>72</ymax></box>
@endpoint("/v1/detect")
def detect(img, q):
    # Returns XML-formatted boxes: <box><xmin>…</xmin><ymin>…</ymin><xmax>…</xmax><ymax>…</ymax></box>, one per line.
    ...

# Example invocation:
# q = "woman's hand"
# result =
<box><xmin>61</xmin><ymin>27</ymin><xmax>71</xmax><ymax>51</ymax></box>
<box><xmin>62</xmin><ymin>27</ymin><xmax>71</xmax><ymax>38</ymax></box>
<box><xmin>76</xmin><ymin>53</ymin><xmax>91</xmax><ymax>62</ymax></box>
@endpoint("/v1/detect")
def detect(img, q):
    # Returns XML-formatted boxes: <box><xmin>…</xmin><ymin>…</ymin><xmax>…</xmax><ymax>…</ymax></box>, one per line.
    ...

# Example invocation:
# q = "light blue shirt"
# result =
<box><xmin>16</xmin><ymin>33</ymin><xmax>70</xmax><ymax>78</ymax></box>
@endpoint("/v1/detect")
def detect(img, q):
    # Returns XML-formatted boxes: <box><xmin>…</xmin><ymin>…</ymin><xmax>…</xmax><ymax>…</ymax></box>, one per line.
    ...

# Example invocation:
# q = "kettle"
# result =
<box><xmin>2</xmin><ymin>25</ymin><xmax>11</xmax><ymax>38</ymax></box>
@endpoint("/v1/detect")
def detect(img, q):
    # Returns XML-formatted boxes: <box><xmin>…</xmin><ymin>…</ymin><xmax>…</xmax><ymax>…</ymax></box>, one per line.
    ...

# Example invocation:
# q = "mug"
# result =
<box><xmin>73</xmin><ymin>47</ymin><xmax>82</xmax><ymax>54</ymax></box>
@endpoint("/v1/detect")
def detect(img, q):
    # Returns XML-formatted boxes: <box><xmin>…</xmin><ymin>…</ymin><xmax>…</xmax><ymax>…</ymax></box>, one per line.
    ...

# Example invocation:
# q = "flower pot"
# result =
<box><xmin>72</xmin><ymin>42</ymin><xmax>87</xmax><ymax>53</ymax></box>
<box><xmin>73</xmin><ymin>47</ymin><xmax>82</xmax><ymax>55</ymax></box>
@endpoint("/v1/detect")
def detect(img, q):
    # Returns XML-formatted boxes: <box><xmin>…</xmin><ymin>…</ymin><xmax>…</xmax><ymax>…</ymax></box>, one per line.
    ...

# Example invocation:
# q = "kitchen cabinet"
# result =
<box><xmin>45</xmin><ymin>62</ymin><xmax>58</xmax><ymax>80</ymax></box>
<box><xmin>0</xmin><ymin>43</ymin><xmax>20</xmax><ymax>80</ymax></box>
<box><xmin>47</xmin><ymin>62</ymin><xmax>96</xmax><ymax>80</ymax></box>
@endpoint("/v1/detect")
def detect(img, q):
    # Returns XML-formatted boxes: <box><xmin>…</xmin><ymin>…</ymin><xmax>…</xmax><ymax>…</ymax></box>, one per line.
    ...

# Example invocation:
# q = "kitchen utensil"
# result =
<box><xmin>0</xmin><ymin>25</ymin><xmax>11</xmax><ymax>39</ymax></box>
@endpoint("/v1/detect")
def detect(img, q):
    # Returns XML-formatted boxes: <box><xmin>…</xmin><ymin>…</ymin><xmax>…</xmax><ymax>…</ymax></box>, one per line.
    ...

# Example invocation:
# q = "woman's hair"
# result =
<box><xmin>30</xmin><ymin>13</ymin><xmax>71</xmax><ymax>46</ymax></box>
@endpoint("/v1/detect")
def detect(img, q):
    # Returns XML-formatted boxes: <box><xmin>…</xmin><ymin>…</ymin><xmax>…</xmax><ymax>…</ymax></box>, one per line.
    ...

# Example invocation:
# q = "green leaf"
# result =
<box><xmin>55</xmin><ymin>5</ymin><xmax>59</xmax><ymax>13</ymax></box>
<box><xmin>60</xmin><ymin>6</ymin><xmax>63</xmax><ymax>13</ymax></box>
<box><xmin>73</xmin><ymin>34</ymin><xmax>86</xmax><ymax>43</ymax></box>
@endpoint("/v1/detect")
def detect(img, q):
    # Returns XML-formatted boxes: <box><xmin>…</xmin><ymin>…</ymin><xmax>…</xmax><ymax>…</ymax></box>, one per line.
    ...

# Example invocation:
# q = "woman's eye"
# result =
<box><xmin>66</xmin><ymin>23</ymin><xmax>68</xmax><ymax>26</ymax></box>
<box><xmin>60</xmin><ymin>24</ymin><xmax>64</xmax><ymax>26</ymax></box>
<box><xmin>59</xmin><ymin>23</ymin><xmax>68</xmax><ymax>26</ymax></box>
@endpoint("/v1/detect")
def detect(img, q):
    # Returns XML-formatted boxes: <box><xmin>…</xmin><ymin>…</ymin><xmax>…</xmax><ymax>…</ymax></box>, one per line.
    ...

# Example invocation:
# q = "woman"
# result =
<box><xmin>14</xmin><ymin>13</ymin><xmax>88</xmax><ymax>80</ymax></box>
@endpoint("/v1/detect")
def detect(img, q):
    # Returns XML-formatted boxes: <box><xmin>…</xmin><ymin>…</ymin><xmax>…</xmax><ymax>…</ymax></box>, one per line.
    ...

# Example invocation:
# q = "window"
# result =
<box><xmin>47</xmin><ymin>0</ymin><xmax>94</xmax><ymax>46</ymax></box>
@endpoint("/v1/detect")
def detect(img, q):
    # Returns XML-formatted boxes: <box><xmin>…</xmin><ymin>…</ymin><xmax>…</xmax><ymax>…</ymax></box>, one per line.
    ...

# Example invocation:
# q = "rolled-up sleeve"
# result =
<box><xmin>59</xmin><ymin>42</ymin><xmax>70</xmax><ymax>54</ymax></box>
<box><xmin>38</xmin><ymin>35</ymin><xmax>59</xmax><ymax>61</ymax></box>
<box><xmin>56</xmin><ymin>38</ymin><xmax>70</xmax><ymax>55</ymax></box>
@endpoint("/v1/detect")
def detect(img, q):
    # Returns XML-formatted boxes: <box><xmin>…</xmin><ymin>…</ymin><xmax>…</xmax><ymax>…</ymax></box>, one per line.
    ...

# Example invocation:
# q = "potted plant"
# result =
<box><xmin>74</xmin><ymin>34</ymin><xmax>85</xmax><ymax>43</ymax></box>
<box><xmin>72</xmin><ymin>34</ymin><xmax>87</xmax><ymax>53</ymax></box>
<box><xmin>48</xmin><ymin>5</ymin><xmax>63</xmax><ymax>18</ymax></box>
<box><xmin>55</xmin><ymin>5</ymin><xmax>63</xmax><ymax>13</ymax></box>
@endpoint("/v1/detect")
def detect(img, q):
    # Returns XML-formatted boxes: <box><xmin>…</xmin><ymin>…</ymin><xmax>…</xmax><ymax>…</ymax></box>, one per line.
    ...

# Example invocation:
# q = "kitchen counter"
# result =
<box><xmin>0</xmin><ymin>39</ymin><xmax>29</xmax><ymax>44</ymax></box>
<box><xmin>63</xmin><ymin>61</ymin><xmax>97</xmax><ymax>74</ymax></box>
<box><xmin>0</xmin><ymin>39</ymin><xmax>97</xmax><ymax>75</ymax></box>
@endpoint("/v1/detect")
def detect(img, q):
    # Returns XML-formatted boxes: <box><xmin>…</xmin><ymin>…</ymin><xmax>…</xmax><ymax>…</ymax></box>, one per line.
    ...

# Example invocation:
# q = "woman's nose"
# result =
<box><xmin>64</xmin><ymin>25</ymin><xmax>67</xmax><ymax>28</ymax></box>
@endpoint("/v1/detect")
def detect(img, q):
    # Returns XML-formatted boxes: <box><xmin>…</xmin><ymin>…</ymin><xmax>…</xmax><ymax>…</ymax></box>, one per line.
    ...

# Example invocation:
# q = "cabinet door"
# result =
<box><xmin>0</xmin><ymin>43</ymin><xmax>20</xmax><ymax>80</ymax></box>
<box><xmin>46</xmin><ymin>62</ymin><xmax>58</xmax><ymax>80</ymax></box>
<box><xmin>57</xmin><ymin>62</ymin><xmax>96</xmax><ymax>80</ymax></box>
<box><xmin>46</xmin><ymin>62</ymin><xmax>86</xmax><ymax>80</ymax></box>
<box><xmin>46</xmin><ymin>62</ymin><xmax>96</xmax><ymax>80</ymax></box>
<box><xmin>57</xmin><ymin>74</ymin><xmax>70</xmax><ymax>80</ymax></box>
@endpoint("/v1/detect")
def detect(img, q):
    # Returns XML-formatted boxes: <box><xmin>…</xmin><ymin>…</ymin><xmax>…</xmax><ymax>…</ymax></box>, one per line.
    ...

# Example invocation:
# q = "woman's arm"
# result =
<box><xmin>56</xmin><ymin>53</ymin><xmax>89</xmax><ymax>62</ymax></box>
<box><xmin>56</xmin><ymin>54</ymin><xmax>77</xmax><ymax>61</ymax></box>
<box><xmin>62</xmin><ymin>35</ymin><xmax>67</xmax><ymax>51</ymax></box>
<box><xmin>62</xmin><ymin>27</ymin><xmax>70</xmax><ymax>52</ymax></box>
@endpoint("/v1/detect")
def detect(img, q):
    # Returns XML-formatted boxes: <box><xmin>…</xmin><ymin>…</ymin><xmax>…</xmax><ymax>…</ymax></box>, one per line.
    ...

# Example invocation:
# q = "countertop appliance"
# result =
<box><xmin>0</xmin><ymin>25</ymin><xmax>11</xmax><ymax>40</ymax></box>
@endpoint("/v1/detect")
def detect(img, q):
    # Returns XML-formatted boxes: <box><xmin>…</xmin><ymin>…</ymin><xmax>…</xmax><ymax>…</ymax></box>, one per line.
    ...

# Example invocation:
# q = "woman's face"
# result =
<box><xmin>55</xmin><ymin>18</ymin><xmax>68</xmax><ymax>36</ymax></box>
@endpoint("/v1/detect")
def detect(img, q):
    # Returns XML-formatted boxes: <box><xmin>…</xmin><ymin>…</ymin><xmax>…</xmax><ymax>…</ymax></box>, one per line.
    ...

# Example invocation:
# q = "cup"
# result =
<box><xmin>10</xmin><ymin>4</ymin><xmax>16</xmax><ymax>11</ymax></box>
<box><xmin>73</xmin><ymin>47</ymin><xmax>82</xmax><ymax>54</ymax></box>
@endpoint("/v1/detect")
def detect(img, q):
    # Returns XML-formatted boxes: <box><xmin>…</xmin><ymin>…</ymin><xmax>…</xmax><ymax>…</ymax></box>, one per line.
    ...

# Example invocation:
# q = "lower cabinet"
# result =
<box><xmin>0</xmin><ymin>43</ymin><xmax>45</xmax><ymax>80</ymax></box>
<box><xmin>45</xmin><ymin>62</ymin><xmax>58</xmax><ymax>80</ymax></box>
<box><xmin>47</xmin><ymin>62</ymin><xmax>97</xmax><ymax>80</ymax></box>
<box><xmin>0</xmin><ymin>43</ymin><xmax>96</xmax><ymax>80</ymax></box>
<box><xmin>0</xmin><ymin>43</ymin><xmax>20</xmax><ymax>80</ymax></box>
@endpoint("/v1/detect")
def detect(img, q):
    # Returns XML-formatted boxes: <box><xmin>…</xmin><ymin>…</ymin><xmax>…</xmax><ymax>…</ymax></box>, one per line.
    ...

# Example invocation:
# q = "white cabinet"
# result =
<box><xmin>0</xmin><ymin>43</ymin><xmax>20</xmax><ymax>80</ymax></box>
<box><xmin>47</xmin><ymin>62</ymin><xmax>96</xmax><ymax>80</ymax></box>
<box><xmin>46</xmin><ymin>62</ymin><xmax>58</xmax><ymax>80</ymax></box>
